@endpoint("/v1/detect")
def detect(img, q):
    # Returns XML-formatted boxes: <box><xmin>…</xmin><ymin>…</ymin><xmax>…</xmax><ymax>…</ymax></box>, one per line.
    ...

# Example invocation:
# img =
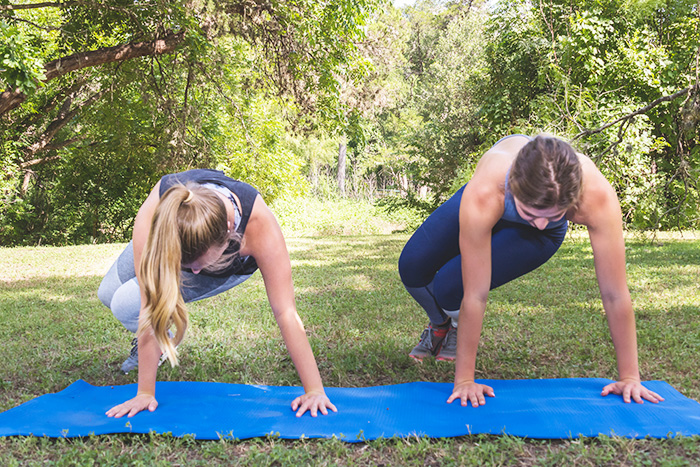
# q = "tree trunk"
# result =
<box><xmin>337</xmin><ymin>139</ymin><xmax>347</xmax><ymax>197</ymax></box>
<box><xmin>310</xmin><ymin>163</ymin><xmax>319</xmax><ymax>191</ymax></box>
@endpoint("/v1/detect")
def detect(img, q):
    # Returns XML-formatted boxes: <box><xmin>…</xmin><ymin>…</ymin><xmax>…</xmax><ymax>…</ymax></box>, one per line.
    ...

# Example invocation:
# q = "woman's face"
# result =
<box><xmin>513</xmin><ymin>198</ymin><xmax>567</xmax><ymax>230</ymax></box>
<box><xmin>181</xmin><ymin>242</ymin><xmax>228</xmax><ymax>274</ymax></box>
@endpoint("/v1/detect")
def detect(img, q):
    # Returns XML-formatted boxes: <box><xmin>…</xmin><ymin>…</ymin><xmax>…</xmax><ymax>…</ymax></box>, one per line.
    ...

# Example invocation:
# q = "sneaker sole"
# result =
<box><xmin>120</xmin><ymin>360</ymin><xmax>138</xmax><ymax>374</ymax></box>
<box><xmin>435</xmin><ymin>355</ymin><xmax>456</xmax><ymax>361</ymax></box>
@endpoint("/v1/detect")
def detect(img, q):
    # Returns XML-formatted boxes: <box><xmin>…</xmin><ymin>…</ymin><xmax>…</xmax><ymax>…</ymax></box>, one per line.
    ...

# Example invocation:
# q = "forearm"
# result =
<box><xmin>276</xmin><ymin>311</ymin><xmax>325</xmax><ymax>393</ymax></box>
<box><xmin>137</xmin><ymin>328</ymin><xmax>161</xmax><ymax>395</ymax></box>
<box><xmin>454</xmin><ymin>297</ymin><xmax>486</xmax><ymax>384</ymax></box>
<box><xmin>603</xmin><ymin>296</ymin><xmax>641</xmax><ymax>381</ymax></box>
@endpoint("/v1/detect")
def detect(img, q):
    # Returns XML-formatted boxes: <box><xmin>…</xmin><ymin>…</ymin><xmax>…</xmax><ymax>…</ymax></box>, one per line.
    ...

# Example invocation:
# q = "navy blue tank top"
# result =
<box><xmin>159</xmin><ymin>169</ymin><xmax>259</xmax><ymax>276</ymax></box>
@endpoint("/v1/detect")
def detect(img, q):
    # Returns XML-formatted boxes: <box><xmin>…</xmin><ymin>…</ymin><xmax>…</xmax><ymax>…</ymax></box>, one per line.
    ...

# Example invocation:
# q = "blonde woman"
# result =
<box><xmin>99</xmin><ymin>169</ymin><xmax>335</xmax><ymax>418</ymax></box>
<box><xmin>399</xmin><ymin>135</ymin><xmax>664</xmax><ymax>407</ymax></box>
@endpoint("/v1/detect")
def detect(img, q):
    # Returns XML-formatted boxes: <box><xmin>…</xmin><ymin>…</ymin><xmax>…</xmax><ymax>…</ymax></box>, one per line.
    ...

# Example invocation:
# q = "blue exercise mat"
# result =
<box><xmin>1</xmin><ymin>379</ymin><xmax>699</xmax><ymax>440</ymax></box>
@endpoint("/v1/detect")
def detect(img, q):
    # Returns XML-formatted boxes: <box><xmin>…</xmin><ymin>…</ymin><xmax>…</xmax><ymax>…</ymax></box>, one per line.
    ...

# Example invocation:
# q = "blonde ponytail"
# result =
<box><xmin>137</xmin><ymin>182</ymin><xmax>229</xmax><ymax>367</ymax></box>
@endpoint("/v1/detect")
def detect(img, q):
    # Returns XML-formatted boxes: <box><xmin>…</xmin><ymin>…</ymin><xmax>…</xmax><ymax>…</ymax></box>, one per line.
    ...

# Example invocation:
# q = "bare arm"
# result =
<box><xmin>132</xmin><ymin>183</ymin><xmax>163</xmax><ymax>395</ymax></box>
<box><xmin>581</xmin><ymin>168</ymin><xmax>662</xmax><ymax>403</ymax></box>
<box><xmin>107</xmin><ymin>182</ymin><xmax>164</xmax><ymax>417</ymax></box>
<box><xmin>445</xmin><ymin>149</ymin><xmax>513</xmax><ymax>407</ymax></box>
<box><xmin>243</xmin><ymin>196</ymin><xmax>336</xmax><ymax>417</ymax></box>
<box><xmin>588</xmin><ymin>193</ymin><xmax>638</xmax><ymax>379</ymax></box>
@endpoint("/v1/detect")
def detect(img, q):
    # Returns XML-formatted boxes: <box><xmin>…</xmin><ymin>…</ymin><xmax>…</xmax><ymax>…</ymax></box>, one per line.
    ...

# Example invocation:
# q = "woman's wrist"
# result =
<box><xmin>618</xmin><ymin>376</ymin><xmax>641</xmax><ymax>383</ymax></box>
<box><xmin>454</xmin><ymin>378</ymin><xmax>475</xmax><ymax>386</ymax></box>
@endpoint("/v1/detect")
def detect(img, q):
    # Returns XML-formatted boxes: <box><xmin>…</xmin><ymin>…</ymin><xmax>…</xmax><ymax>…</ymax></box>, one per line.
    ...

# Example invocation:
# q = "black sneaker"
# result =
<box><xmin>409</xmin><ymin>325</ymin><xmax>448</xmax><ymax>362</ymax></box>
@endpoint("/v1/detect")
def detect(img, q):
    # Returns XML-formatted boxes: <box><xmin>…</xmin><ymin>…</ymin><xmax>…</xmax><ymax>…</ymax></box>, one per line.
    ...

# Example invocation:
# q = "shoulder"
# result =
<box><xmin>459</xmin><ymin>140</ymin><xmax>518</xmax><ymax>224</ymax></box>
<box><xmin>160</xmin><ymin>170</ymin><xmax>259</xmax><ymax>199</ymax></box>
<box><xmin>580</xmin><ymin>155</ymin><xmax>618</xmax><ymax>204</ymax></box>
<box><xmin>158</xmin><ymin>170</ymin><xmax>211</xmax><ymax>196</ymax></box>
<box><xmin>239</xmin><ymin>195</ymin><xmax>283</xmax><ymax>256</ymax></box>
<box><xmin>490</xmin><ymin>134</ymin><xmax>531</xmax><ymax>153</ymax></box>
<box><xmin>465</xmin><ymin>136</ymin><xmax>523</xmax><ymax>198</ymax></box>
<box><xmin>133</xmin><ymin>180</ymin><xmax>163</xmax><ymax>244</ymax></box>
<box><xmin>570</xmin><ymin>155</ymin><xmax>621</xmax><ymax>226</ymax></box>
<box><xmin>160</xmin><ymin>169</ymin><xmax>224</xmax><ymax>186</ymax></box>
<box><xmin>474</xmin><ymin>135</ymin><xmax>528</xmax><ymax>175</ymax></box>
<box><xmin>248</xmin><ymin>194</ymin><xmax>268</xmax><ymax>219</ymax></box>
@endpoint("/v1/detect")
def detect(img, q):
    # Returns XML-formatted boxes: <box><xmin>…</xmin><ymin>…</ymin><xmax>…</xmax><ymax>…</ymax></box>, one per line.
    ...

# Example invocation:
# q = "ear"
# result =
<box><xmin>227</xmin><ymin>220</ymin><xmax>232</xmax><ymax>233</ymax></box>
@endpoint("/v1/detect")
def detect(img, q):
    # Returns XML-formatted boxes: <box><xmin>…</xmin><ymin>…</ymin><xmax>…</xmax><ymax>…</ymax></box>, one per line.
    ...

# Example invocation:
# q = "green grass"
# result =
<box><xmin>1</xmin><ymin>221</ymin><xmax>699</xmax><ymax>464</ymax></box>
<box><xmin>271</xmin><ymin>196</ymin><xmax>422</xmax><ymax>236</ymax></box>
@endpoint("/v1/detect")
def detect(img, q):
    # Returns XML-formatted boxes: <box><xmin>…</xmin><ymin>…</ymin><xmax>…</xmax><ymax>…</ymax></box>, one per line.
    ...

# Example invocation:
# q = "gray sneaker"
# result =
<box><xmin>436</xmin><ymin>325</ymin><xmax>457</xmax><ymax>361</ymax></box>
<box><xmin>120</xmin><ymin>337</ymin><xmax>140</xmax><ymax>374</ymax></box>
<box><xmin>409</xmin><ymin>325</ymin><xmax>448</xmax><ymax>362</ymax></box>
<box><xmin>120</xmin><ymin>332</ymin><xmax>175</xmax><ymax>374</ymax></box>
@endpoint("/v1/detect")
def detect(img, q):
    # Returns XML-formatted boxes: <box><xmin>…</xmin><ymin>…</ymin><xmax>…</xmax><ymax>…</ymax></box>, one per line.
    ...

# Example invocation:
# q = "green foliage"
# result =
<box><xmin>0</xmin><ymin>0</ymin><xmax>382</xmax><ymax>246</ymax></box>
<box><xmin>369</xmin><ymin>1</ymin><xmax>491</xmax><ymax>204</ymax></box>
<box><xmin>325</xmin><ymin>0</ymin><xmax>698</xmax><ymax>225</ymax></box>
<box><xmin>214</xmin><ymin>98</ymin><xmax>309</xmax><ymax>202</ymax></box>
<box><xmin>474</xmin><ymin>0</ymin><xmax>700</xmax><ymax>229</ymax></box>
<box><xmin>282</xmin><ymin>133</ymin><xmax>340</xmax><ymax>198</ymax></box>
<box><xmin>0</xmin><ymin>144</ymin><xmax>157</xmax><ymax>246</ymax></box>
<box><xmin>0</xmin><ymin>22</ymin><xmax>46</xmax><ymax>93</ymax></box>
<box><xmin>480</xmin><ymin>1</ymin><xmax>548</xmax><ymax>136</ymax></box>
<box><xmin>1</xmin><ymin>0</ymin><xmax>698</xmax><ymax>244</ymax></box>
<box><xmin>270</xmin><ymin>195</ymin><xmax>420</xmax><ymax>236</ymax></box>
<box><xmin>375</xmin><ymin>193</ymin><xmax>434</xmax><ymax>232</ymax></box>
<box><xmin>0</xmin><ymin>197</ymin><xmax>39</xmax><ymax>245</ymax></box>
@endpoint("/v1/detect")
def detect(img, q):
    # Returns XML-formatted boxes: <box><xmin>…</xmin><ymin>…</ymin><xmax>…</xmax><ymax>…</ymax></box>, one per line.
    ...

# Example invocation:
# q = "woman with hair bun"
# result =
<box><xmin>398</xmin><ymin>134</ymin><xmax>664</xmax><ymax>407</ymax></box>
<box><xmin>99</xmin><ymin>169</ymin><xmax>336</xmax><ymax>418</ymax></box>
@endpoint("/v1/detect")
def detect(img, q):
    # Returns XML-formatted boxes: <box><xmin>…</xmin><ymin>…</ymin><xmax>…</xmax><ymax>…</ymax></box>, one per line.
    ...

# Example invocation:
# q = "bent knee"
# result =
<box><xmin>398</xmin><ymin>248</ymin><xmax>432</xmax><ymax>287</ymax></box>
<box><xmin>110</xmin><ymin>297</ymin><xmax>141</xmax><ymax>333</ymax></box>
<box><xmin>97</xmin><ymin>278</ymin><xmax>115</xmax><ymax>308</ymax></box>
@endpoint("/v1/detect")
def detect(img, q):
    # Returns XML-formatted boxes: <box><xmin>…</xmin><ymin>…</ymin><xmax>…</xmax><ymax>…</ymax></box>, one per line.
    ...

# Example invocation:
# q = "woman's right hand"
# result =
<box><xmin>106</xmin><ymin>393</ymin><xmax>158</xmax><ymax>418</ymax></box>
<box><xmin>447</xmin><ymin>380</ymin><xmax>495</xmax><ymax>407</ymax></box>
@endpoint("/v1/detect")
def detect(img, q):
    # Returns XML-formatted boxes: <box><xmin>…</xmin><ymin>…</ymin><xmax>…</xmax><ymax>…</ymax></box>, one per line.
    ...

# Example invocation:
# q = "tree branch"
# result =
<box><xmin>0</xmin><ymin>30</ymin><xmax>186</xmax><ymax>116</ymax></box>
<box><xmin>0</xmin><ymin>12</ymin><xmax>62</xmax><ymax>31</ymax></box>
<box><xmin>0</xmin><ymin>1</ymin><xmax>78</xmax><ymax>11</ymax></box>
<box><xmin>0</xmin><ymin>90</ymin><xmax>27</xmax><ymax>116</ymax></box>
<box><xmin>20</xmin><ymin>155</ymin><xmax>62</xmax><ymax>169</ymax></box>
<box><xmin>42</xmin><ymin>135</ymin><xmax>86</xmax><ymax>152</ymax></box>
<box><xmin>43</xmin><ymin>30</ymin><xmax>186</xmax><ymax>80</ymax></box>
<box><xmin>197</xmin><ymin>62</ymin><xmax>258</xmax><ymax>149</ymax></box>
<box><xmin>25</xmin><ymin>88</ymin><xmax>107</xmax><ymax>157</ymax></box>
<box><xmin>571</xmin><ymin>84</ymin><xmax>700</xmax><ymax>141</ymax></box>
<box><xmin>18</xmin><ymin>136</ymin><xmax>85</xmax><ymax>169</ymax></box>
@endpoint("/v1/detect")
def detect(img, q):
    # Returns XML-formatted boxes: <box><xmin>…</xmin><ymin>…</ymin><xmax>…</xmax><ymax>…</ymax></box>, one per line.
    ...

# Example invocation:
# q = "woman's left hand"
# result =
<box><xmin>291</xmin><ymin>391</ymin><xmax>338</xmax><ymax>417</ymax></box>
<box><xmin>601</xmin><ymin>379</ymin><xmax>665</xmax><ymax>403</ymax></box>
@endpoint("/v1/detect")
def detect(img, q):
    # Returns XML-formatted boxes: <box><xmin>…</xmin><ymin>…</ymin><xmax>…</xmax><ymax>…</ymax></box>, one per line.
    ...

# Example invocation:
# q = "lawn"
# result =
<box><xmin>1</xmin><ymin>227</ymin><xmax>699</xmax><ymax>465</ymax></box>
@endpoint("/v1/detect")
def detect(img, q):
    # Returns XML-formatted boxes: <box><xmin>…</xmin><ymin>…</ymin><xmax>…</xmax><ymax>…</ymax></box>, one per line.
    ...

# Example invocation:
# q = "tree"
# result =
<box><xmin>398</xmin><ymin>0</ymin><xmax>490</xmax><ymax>202</ymax></box>
<box><xmin>502</xmin><ymin>0</ymin><xmax>700</xmax><ymax>229</ymax></box>
<box><xmin>0</xmin><ymin>0</ymin><xmax>381</xmax><ymax>245</ymax></box>
<box><xmin>400</xmin><ymin>0</ymin><xmax>699</xmax><ymax>227</ymax></box>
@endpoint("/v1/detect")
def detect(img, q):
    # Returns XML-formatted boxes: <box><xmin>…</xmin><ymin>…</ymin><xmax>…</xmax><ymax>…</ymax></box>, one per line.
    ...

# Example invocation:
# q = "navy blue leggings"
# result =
<box><xmin>398</xmin><ymin>184</ymin><xmax>568</xmax><ymax>324</ymax></box>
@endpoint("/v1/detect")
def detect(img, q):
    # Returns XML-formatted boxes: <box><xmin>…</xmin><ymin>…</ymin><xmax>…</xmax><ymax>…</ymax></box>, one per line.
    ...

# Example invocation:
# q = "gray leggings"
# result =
<box><xmin>98</xmin><ymin>241</ymin><xmax>252</xmax><ymax>333</ymax></box>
